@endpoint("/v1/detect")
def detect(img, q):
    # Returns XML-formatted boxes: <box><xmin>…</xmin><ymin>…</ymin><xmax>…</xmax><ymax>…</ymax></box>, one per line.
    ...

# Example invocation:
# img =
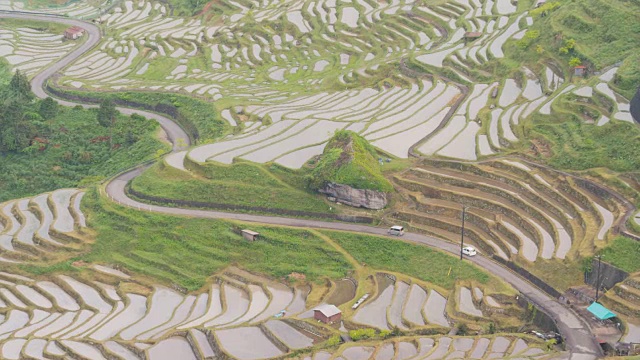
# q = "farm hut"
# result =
<box><xmin>464</xmin><ymin>32</ymin><xmax>482</xmax><ymax>43</ymax></box>
<box><xmin>313</xmin><ymin>304</ymin><xmax>342</xmax><ymax>324</ymax></box>
<box><xmin>574</xmin><ymin>66</ymin><xmax>587</xmax><ymax>77</ymax></box>
<box><xmin>587</xmin><ymin>302</ymin><xmax>616</xmax><ymax>320</ymax></box>
<box><xmin>241</xmin><ymin>229</ymin><xmax>259</xmax><ymax>241</ymax></box>
<box><xmin>64</xmin><ymin>26</ymin><xmax>85</xmax><ymax>40</ymax></box>
<box><xmin>464</xmin><ymin>32</ymin><xmax>482</xmax><ymax>39</ymax></box>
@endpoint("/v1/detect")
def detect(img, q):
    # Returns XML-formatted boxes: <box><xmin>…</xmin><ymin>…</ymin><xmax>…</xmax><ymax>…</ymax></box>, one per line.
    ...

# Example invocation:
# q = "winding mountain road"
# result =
<box><xmin>2</xmin><ymin>11</ymin><xmax>602</xmax><ymax>360</ymax></box>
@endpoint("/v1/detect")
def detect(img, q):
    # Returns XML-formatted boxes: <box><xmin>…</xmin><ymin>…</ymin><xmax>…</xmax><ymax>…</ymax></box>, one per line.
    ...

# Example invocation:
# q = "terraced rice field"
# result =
<box><xmin>0</xmin><ymin>191</ymin><xmax>525</xmax><ymax>360</ymax></box>
<box><xmin>0</xmin><ymin>25</ymin><xmax>77</xmax><ymax>77</ymax></box>
<box><xmin>392</xmin><ymin>158</ymin><xmax>623</xmax><ymax>263</ymax></box>
<box><xmin>603</xmin><ymin>272</ymin><xmax>640</xmax><ymax>323</ymax></box>
<box><xmin>304</xmin><ymin>335</ymin><xmax>547</xmax><ymax>360</ymax></box>
<box><xmin>0</xmin><ymin>250</ymin><xmax>326</xmax><ymax>360</ymax></box>
<box><xmin>0</xmin><ymin>0</ymin><xmax>106</xmax><ymax>17</ymax></box>
<box><xmin>349</xmin><ymin>274</ymin><xmax>517</xmax><ymax>331</ymax></box>
<box><xmin>0</xmin><ymin>189</ymin><xmax>87</xmax><ymax>264</ymax></box>
<box><xmin>34</xmin><ymin>0</ymin><xmax>553</xmax><ymax>165</ymax></box>
<box><xmin>20</xmin><ymin>0</ymin><xmax>626</xmax><ymax>169</ymax></box>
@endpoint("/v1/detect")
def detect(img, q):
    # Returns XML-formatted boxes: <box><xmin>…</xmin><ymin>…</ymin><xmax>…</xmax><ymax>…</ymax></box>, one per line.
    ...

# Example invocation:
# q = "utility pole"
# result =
<box><xmin>595</xmin><ymin>255</ymin><xmax>603</xmax><ymax>302</ymax></box>
<box><xmin>460</xmin><ymin>206</ymin><xmax>467</xmax><ymax>260</ymax></box>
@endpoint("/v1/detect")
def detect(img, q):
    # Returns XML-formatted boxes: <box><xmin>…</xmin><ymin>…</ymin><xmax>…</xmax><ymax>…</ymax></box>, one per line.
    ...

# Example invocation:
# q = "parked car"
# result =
<box><xmin>388</xmin><ymin>225</ymin><xmax>404</xmax><ymax>236</ymax></box>
<box><xmin>462</xmin><ymin>246</ymin><xmax>477</xmax><ymax>256</ymax></box>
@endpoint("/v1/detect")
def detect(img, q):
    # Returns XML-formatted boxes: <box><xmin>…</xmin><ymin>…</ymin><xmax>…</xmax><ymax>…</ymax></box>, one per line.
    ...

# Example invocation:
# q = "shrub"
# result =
<box><xmin>326</xmin><ymin>335</ymin><xmax>341</xmax><ymax>347</ymax></box>
<box><xmin>349</xmin><ymin>328</ymin><xmax>376</xmax><ymax>341</ymax></box>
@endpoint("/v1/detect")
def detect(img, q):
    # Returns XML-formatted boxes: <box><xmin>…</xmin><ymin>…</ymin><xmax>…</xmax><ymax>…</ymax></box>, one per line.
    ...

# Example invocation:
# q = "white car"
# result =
<box><xmin>388</xmin><ymin>225</ymin><xmax>404</xmax><ymax>236</ymax></box>
<box><xmin>462</xmin><ymin>246</ymin><xmax>477</xmax><ymax>256</ymax></box>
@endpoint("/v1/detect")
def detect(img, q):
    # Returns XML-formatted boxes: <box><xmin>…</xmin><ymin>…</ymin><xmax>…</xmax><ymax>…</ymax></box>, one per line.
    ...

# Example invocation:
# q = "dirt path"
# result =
<box><xmin>3</xmin><ymin>10</ymin><xmax>603</xmax><ymax>360</ymax></box>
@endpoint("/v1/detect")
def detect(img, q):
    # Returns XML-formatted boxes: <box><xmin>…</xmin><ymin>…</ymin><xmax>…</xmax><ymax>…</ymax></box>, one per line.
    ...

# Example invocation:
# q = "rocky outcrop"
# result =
<box><xmin>320</xmin><ymin>182</ymin><xmax>388</xmax><ymax>210</ymax></box>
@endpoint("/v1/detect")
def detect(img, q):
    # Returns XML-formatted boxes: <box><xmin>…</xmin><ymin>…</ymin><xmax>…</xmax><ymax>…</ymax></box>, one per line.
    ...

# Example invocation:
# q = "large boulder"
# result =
<box><xmin>320</xmin><ymin>182</ymin><xmax>388</xmax><ymax>210</ymax></box>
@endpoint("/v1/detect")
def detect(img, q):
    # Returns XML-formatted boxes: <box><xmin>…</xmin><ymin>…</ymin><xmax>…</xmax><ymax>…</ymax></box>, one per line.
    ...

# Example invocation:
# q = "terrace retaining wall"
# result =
<box><xmin>492</xmin><ymin>255</ymin><xmax>562</xmax><ymax>299</ymax></box>
<box><xmin>517</xmin><ymin>294</ymin><xmax>560</xmax><ymax>334</ymax></box>
<box><xmin>584</xmin><ymin>259</ymin><xmax>629</xmax><ymax>291</ymax></box>
<box><xmin>631</xmin><ymin>86</ymin><xmax>640</xmax><ymax>123</ymax></box>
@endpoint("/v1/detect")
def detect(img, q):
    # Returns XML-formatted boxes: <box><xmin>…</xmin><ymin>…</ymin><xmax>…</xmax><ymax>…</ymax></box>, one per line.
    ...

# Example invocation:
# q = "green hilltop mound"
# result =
<box><xmin>307</xmin><ymin>130</ymin><xmax>393</xmax><ymax>192</ymax></box>
<box><xmin>305</xmin><ymin>131</ymin><xmax>392</xmax><ymax>210</ymax></box>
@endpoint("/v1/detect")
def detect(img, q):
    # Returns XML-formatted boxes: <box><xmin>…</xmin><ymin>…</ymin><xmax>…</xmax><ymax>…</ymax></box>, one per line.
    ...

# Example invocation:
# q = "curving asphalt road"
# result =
<box><xmin>4</xmin><ymin>11</ymin><xmax>601</xmax><ymax>360</ymax></box>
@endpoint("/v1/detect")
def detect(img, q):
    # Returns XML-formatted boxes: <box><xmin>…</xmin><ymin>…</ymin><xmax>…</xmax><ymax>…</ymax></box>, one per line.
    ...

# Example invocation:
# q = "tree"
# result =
<box><xmin>569</xmin><ymin>57</ymin><xmax>582</xmax><ymax>67</ymax></box>
<box><xmin>565</xmin><ymin>39</ymin><xmax>576</xmax><ymax>49</ymax></box>
<box><xmin>0</xmin><ymin>100</ymin><xmax>34</xmax><ymax>152</ymax></box>
<box><xmin>8</xmin><ymin>70</ymin><xmax>33</xmax><ymax>103</ymax></box>
<box><xmin>96</xmin><ymin>99</ymin><xmax>118</xmax><ymax>127</ymax></box>
<box><xmin>39</xmin><ymin>97</ymin><xmax>58</xmax><ymax>120</ymax></box>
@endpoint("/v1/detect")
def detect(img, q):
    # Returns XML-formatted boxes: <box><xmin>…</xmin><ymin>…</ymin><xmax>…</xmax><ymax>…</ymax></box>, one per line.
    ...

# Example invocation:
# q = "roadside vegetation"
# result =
<box><xmin>130</xmin><ymin>131</ymin><xmax>398</xmax><ymax>215</ymax></box>
<box><xmin>59</xmin><ymin>89</ymin><xmax>227</xmax><ymax>143</ymax></box>
<box><xmin>75</xmin><ymin>188</ymin><xmax>507</xmax><ymax>293</ymax></box>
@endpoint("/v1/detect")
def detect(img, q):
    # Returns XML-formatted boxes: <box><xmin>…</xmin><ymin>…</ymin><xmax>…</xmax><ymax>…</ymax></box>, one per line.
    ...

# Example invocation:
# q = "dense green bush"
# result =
<box><xmin>349</xmin><ymin>328</ymin><xmax>377</xmax><ymax>341</ymax></box>
<box><xmin>0</xmin><ymin>105</ymin><xmax>166</xmax><ymax>202</ymax></box>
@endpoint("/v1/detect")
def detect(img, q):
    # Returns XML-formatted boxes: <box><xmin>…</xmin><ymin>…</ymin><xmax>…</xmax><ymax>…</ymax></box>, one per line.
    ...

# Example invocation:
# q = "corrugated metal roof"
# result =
<box><xmin>587</xmin><ymin>302</ymin><xmax>616</xmax><ymax>320</ymax></box>
<box><xmin>314</xmin><ymin>304</ymin><xmax>341</xmax><ymax>317</ymax></box>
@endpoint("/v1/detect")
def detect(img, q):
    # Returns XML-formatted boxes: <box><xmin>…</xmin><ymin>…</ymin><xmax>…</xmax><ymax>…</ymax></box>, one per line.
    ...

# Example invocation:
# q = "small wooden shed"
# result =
<box><xmin>464</xmin><ymin>32</ymin><xmax>483</xmax><ymax>39</ymax></box>
<box><xmin>574</xmin><ymin>66</ymin><xmax>587</xmax><ymax>77</ymax></box>
<box><xmin>241</xmin><ymin>229</ymin><xmax>259</xmax><ymax>241</ymax></box>
<box><xmin>313</xmin><ymin>304</ymin><xmax>342</xmax><ymax>324</ymax></box>
<box><xmin>64</xmin><ymin>26</ymin><xmax>85</xmax><ymax>40</ymax></box>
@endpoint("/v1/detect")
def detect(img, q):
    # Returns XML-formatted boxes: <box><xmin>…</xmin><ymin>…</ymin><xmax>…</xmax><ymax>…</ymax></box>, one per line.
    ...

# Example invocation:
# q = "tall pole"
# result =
<box><xmin>595</xmin><ymin>255</ymin><xmax>603</xmax><ymax>302</ymax></box>
<box><xmin>460</xmin><ymin>206</ymin><xmax>466</xmax><ymax>260</ymax></box>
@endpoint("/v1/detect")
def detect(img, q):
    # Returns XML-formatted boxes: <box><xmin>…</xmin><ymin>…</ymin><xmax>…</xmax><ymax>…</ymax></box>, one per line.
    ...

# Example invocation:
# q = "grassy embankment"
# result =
<box><xmin>20</xmin><ymin>188</ymin><xmax>509</xmax><ymax>294</ymax></box>
<box><xmin>130</xmin><ymin>131</ymin><xmax>401</xmax><ymax>215</ymax></box>
<box><xmin>77</xmin><ymin>188</ymin><xmax>353</xmax><ymax>291</ymax></box>
<box><xmin>596</xmin><ymin>237</ymin><xmax>640</xmax><ymax>274</ymax></box>
<box><xmin>322</xmin><ymin>231</ymin><xmax>490</xmax><ymax>289</ymax></box>
<box><xmin>131</xmin><ymin>160</ymin><xmax>336</xmax><ymax>214</ymax></box>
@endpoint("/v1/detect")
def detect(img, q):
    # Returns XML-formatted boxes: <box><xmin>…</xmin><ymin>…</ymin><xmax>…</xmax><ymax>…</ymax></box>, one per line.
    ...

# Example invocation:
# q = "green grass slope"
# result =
<box><xmin>528</xmin><ymin>0</ymin><xmax>640</xmax><ymax>97</ymax></box>
<box><xmin>130</xmin><ymin>160</ymin><xmax>335</xmax><ymax>214</ymax></box>
<box><xmin>79</xmin><ymin>188</ymin><xmax>352</xmax><ymax>290</ymax></box>
<box><xmin>307</xmin><ymin>130</ymin><xmax>393</xmax><ymax>192</ymax></box>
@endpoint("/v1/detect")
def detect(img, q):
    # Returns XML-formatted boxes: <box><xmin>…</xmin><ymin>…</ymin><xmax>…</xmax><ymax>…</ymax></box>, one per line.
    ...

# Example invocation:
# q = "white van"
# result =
<box><xmin>388</xmin><ymin>225</ymin><xmax>404</xmax><ymax>236</ymax></box>
<box><xmin>462</xmin><ymin>246</ymin><xmax>477</xmax><ymax>256</ymax></box>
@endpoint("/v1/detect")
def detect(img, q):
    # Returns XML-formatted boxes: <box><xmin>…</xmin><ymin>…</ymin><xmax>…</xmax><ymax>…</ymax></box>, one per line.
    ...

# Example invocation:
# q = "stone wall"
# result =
<box><xmin>517</xmin><ymin>294</ymin><xmax>561</xmax><ymax>335</ymax></box>
<box><xmin>631</xmin><ymin>86</ymin><xmax>640</xmax><ymax>123</ymax></box>
<box><xmin>320</xmin><ymin>183</ymin><xmax>388</xmax><ymax>210</ymax></box>
<box><xmin>584</xmin><ymin>259</ymin><xmax>629</xmax><ymax>291</ymax></box>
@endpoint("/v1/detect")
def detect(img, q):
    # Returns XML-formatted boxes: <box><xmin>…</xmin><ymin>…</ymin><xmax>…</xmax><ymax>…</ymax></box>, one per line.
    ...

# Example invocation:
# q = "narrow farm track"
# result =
<box><xmin>3</xmin><ymin>11</ymin><xmax>602</xmax><ymax>360</ymax></box>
